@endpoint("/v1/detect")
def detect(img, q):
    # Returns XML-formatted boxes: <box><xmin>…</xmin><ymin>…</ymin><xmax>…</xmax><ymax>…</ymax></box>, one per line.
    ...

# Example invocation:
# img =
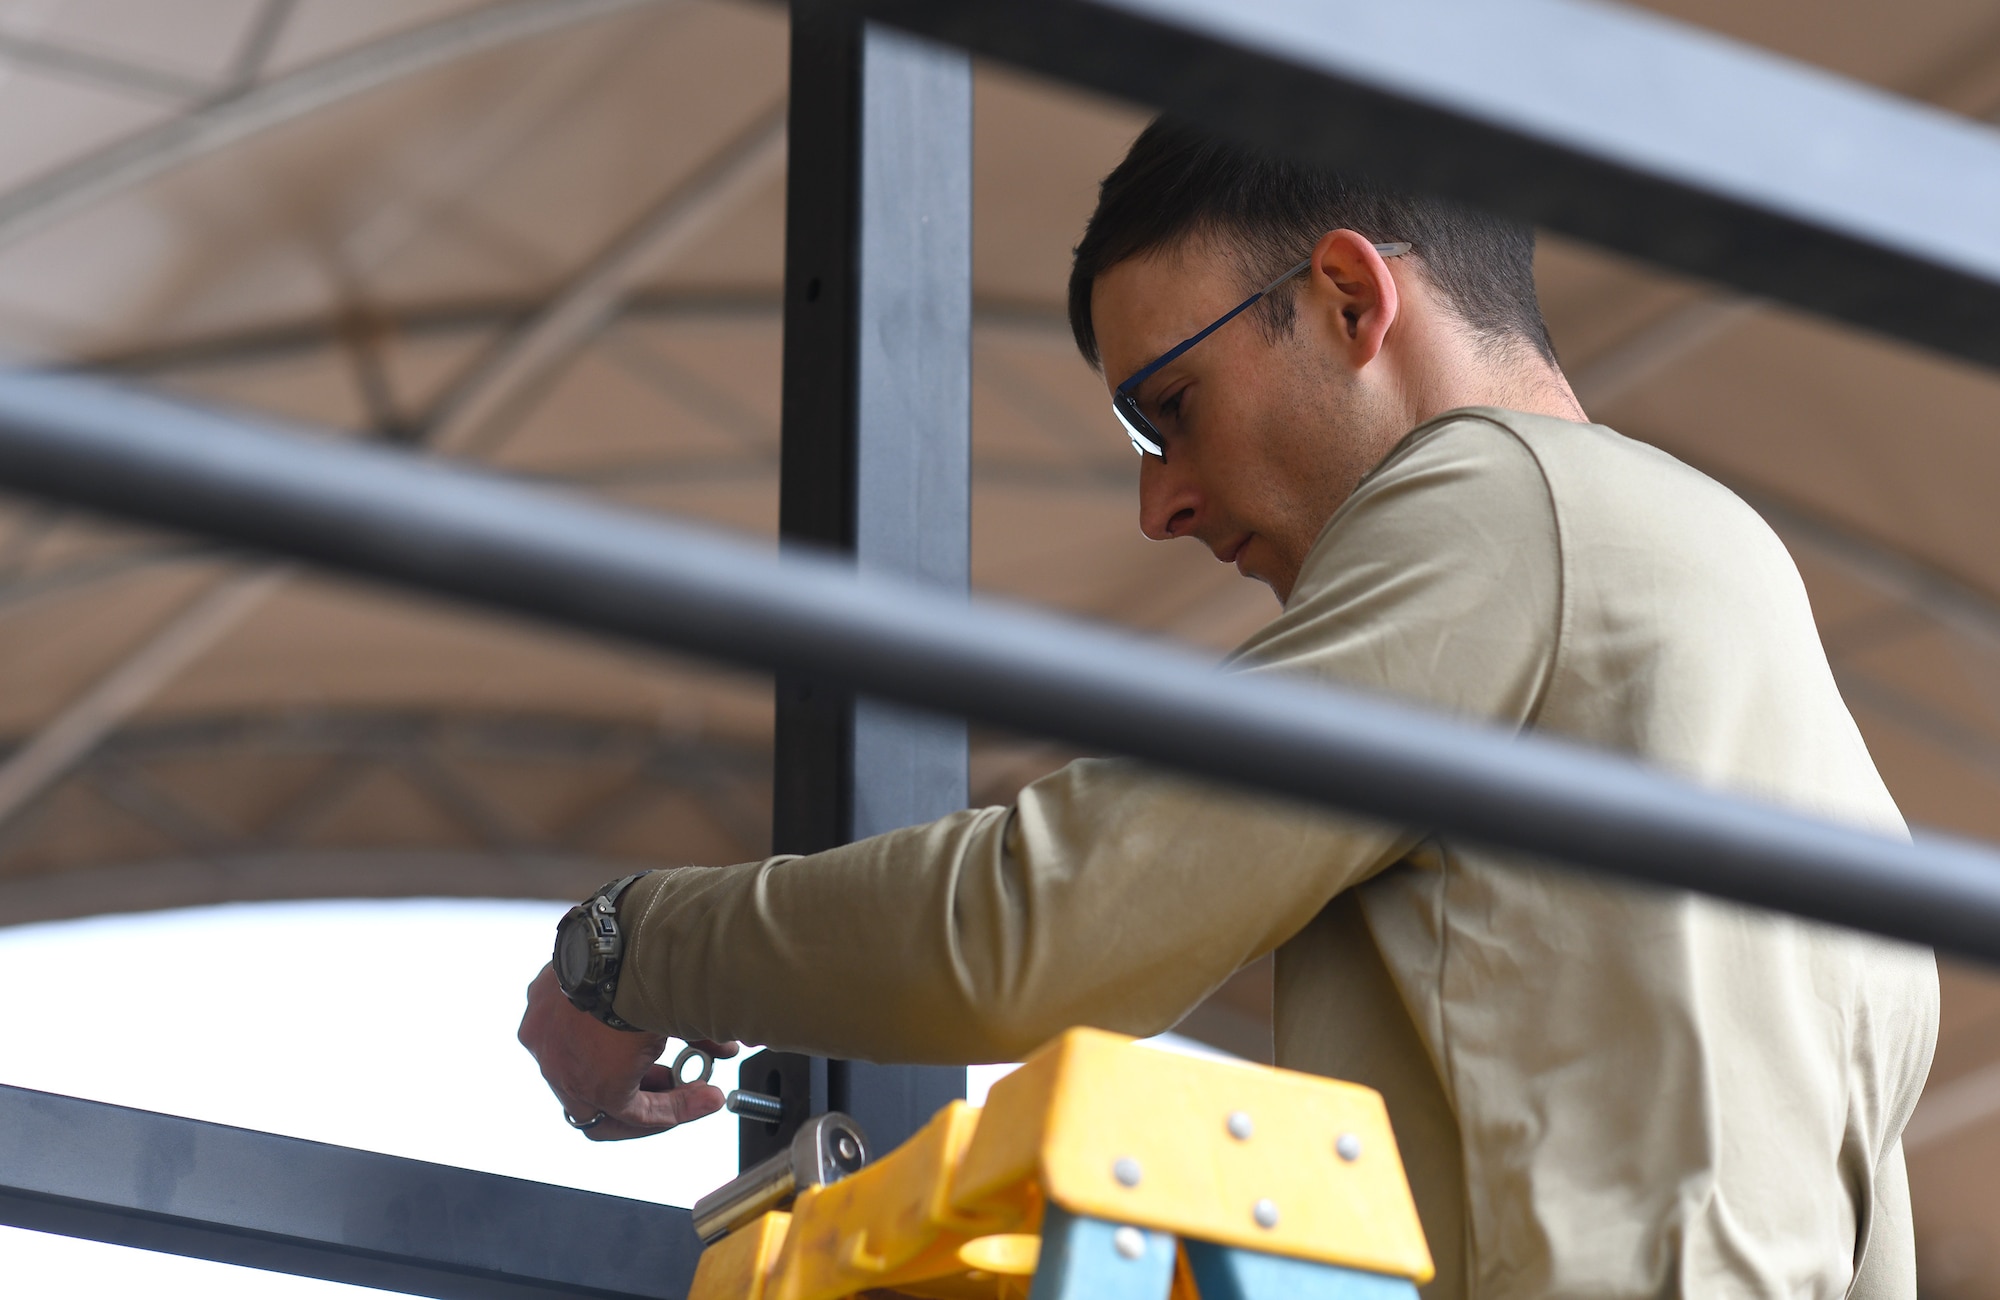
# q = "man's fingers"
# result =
<box><xmin>638</xmin><ymin>1063</ymin><xmax>677</xmax><ymax>1092</ymax></box>
<box><xmin>691</xmin><ymin>1039</ymin><xmax>741</xmax><ymax>1060</ymax></box>
<box><xmin>579</xmin><ymin>1115</ymin><xmax>667</xmax><ymax>1142</ymax></box>
<box><xmin>622</xmin><ymin>1081</ymin><xmax>726</xmax><ymax>1131</ymax></box>
<box><xmin>578</xmin><ymin>1083</ymin><xmax>725</xmax><ymax>1142</ymax></box>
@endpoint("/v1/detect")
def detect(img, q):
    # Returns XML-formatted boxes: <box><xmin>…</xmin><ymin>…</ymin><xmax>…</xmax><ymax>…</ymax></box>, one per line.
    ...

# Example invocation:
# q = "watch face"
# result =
<box><xmin>555</xmin><ymin>914</ymin><xmax>593</xmax><ymax>994</ymax></box>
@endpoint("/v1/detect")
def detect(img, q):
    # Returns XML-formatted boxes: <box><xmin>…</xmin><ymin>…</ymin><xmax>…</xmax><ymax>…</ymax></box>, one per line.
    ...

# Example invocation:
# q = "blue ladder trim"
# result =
<box><xmin>1183</xmin><ymin>1240</ymin><xmax>1422</xmax><ymax>1300</ymax></box>
<box><xmin>1027</xmin><ymin>1206</ymin><xmax>1177</xmax><ymax>1300</ymax></box>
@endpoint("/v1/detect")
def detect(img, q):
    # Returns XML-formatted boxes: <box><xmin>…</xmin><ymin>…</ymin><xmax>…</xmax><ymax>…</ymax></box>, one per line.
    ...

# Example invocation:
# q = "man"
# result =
<box><xmin>519</xmin><ymin>119</ymin><xmax>1936</xmax><ymax>1298</ymax></box>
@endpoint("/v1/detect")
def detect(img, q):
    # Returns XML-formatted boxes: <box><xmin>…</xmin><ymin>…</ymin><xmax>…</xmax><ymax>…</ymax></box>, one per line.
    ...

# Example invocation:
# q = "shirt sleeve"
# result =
<box><xmin>611</xmin><ymin>415</ymin><xmax>1562</xmax><ymax>1062</ymax></box>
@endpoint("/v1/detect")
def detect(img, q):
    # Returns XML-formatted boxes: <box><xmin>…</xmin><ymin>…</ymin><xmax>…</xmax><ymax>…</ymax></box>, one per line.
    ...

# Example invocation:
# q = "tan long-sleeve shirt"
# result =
<box><xmin>614</xmin><ymin>408</ymin><xmax>1937</xmax><ymax>1299</ymax></box>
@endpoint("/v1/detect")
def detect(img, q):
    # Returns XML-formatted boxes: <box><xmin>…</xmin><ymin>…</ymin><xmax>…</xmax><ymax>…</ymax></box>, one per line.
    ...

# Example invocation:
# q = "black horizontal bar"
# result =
<box><xmin>0</xmin><ymin>369</ymin><xmax>1996</xmax><ymax>970</ymax></box>
<box><xmin>862</xmin><ymin>0</ymin><xmax>2000</xmax><ymax>371</ymax></box>
<box><xmin>0</xmin><ymin>1082</ymin><xmax>702</xmax><ymax>1299</ymax></box>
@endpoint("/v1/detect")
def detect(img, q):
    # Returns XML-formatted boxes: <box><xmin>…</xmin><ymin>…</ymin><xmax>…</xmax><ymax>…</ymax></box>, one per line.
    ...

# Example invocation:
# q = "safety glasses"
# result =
<box><xmin>1111</xmin><ymin>242</ymin><xmax>1411</xmax><ymax>458</ymax></box>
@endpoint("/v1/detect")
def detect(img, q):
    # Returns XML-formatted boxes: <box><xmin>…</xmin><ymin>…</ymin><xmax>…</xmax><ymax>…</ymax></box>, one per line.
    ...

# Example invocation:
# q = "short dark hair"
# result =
<box><xmin>1068</xmin><ymin>117</ymin><xmax>1557</xmax><ymax>372</ymax></box>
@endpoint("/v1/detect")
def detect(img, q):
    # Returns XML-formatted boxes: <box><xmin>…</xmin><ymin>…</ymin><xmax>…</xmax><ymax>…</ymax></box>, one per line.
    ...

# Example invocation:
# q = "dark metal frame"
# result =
<box><xmin>865</xmin><ymin>0</ymin><xmax>2000</xmax><ymax>371</ymax></box>
<box><xmin>754</xmin><ymin>0</ymin><xmax>970</xmax><ymax>1166</ymax></box>
<box><xmin>0</xmin><ymin>1083</ymin><xmax>702</xmax><ymax>1299</ymax></box>
<box><xmin>7</xmin><ymin>0</ymin><xmax>2000</xmax><ymax>1295</ymax></box>
<box><xmin>2</xmin><ymin>369</ymin><xmax>1998</xmax><ymax>959</ymax></box>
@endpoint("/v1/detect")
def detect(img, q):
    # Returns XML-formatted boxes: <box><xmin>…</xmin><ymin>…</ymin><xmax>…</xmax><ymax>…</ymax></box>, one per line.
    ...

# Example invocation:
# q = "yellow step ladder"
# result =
<box><xmin>688</xmin><ymin>1027</ymin><xmax>1434</xmax><ymax>1300</ymax></box>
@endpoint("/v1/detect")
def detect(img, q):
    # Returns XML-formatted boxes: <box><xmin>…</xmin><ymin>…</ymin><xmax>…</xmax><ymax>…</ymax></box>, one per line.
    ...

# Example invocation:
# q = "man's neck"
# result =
<box><xmin>1473</xmin><ymin>357</ymin><xmax>1588</xmax><ymax>424</ymax></box>
<box><xmin>1388</xmin><ymin>313</ymin><xmax>1588</xmax><ymax>431</ymax></box>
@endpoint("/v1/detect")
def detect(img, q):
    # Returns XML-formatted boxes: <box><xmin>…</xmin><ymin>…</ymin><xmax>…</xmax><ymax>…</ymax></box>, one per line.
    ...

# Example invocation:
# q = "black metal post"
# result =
<box><xmin>0</xmin><ymin>1083</ymin><xmax>702</xmax><ymax>1300</ymax></box>
<box><xmin>754</xmin><ymin>0</ymin><xmax>970</xmax><ymax>1166</ymax></box>
<box><xmin>863</xmin><ymin>0</ymin><xmax>2000</xmax><ymax>374</ymax></box>
<box><xmin>0</xmin><ymin>374</ymin><xmax>1997</xmax><ymax>971</ymax></box>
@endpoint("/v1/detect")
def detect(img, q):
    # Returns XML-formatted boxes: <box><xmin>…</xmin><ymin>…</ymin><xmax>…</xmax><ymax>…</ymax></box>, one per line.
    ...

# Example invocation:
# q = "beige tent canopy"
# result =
<box><xmin>1</xmin><ymin>0</ymin><xmax>1999</xmax><ymax>1290</ymax></box>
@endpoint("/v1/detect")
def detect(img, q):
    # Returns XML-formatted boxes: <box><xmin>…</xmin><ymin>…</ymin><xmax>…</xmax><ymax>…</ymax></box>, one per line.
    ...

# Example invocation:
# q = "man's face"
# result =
<box><xmin>1092</xmin><ymin>236</ymin><xmax>1395</xmax><ymax>603</ymax></box>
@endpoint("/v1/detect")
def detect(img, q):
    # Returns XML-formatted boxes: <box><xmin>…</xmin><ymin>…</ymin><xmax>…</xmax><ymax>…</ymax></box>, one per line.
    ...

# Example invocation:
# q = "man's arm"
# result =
<box><xmin>613</xmin><ymin>761</ymin><xmax>1404</xmax><ymax>1062</ymax></box>
<box><xmin>592</xmin><ymin>414</ymin><xmax>1562</xmax><ymax>1063</ymax></box>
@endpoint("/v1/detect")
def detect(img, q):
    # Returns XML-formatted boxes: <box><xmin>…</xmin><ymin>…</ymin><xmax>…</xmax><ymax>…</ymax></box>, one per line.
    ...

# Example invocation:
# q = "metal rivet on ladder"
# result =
<box><xmin>1253</xmin><ymin>1198</ymin><xmax>1280</xmax><ymax>1229</ymax></box>
<box><xmin>1113</xmin><ymin>1226</ymin><xmax>1147</xmax><ymax>1260</ymax></box>
<box><xmin>1336</xmin><ymin>1133</ymin><xmax>1363</xmax><ymax>1162</ymax></box>
<box><xmin>1226</xmin><ymin>1110</ymin><xmax>1254</xmax><ymax>1140</ymax></box>
<box><xmin>1113</xmin><ymin>1156</ymin><xmax>1143</xmax><ymax>1187</ymax></box>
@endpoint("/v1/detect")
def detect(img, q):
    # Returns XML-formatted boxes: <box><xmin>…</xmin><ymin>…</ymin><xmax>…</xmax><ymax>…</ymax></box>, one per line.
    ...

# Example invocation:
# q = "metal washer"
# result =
<box><xmin>672</xmin><ymin>1044</ymin><xmax>715</xmax><ymax>1086</ymax></box>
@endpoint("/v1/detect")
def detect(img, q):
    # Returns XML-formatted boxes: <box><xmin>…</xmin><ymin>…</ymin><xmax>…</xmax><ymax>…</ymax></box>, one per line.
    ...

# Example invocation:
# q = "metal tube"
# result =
<box><xmin>865</xmin><ymin>0</ymin><xmax>2000</xmax><ymax>373</ymax></box>
<box><xmin>0</xmin><ymin>368</ymin><xmax>1996</xmax><ymax>966</ymax></box>
<box><xmin>690</xmin><ymin>1147</ymin><xmax>797</xmax><ymax>1245</ymax></box>
<box><xmin>0</xmin><ymin>1082</ymin><xmax>701</xmax><ymax>1299</ymax></box>
<box><xmin>690</xmin><ymin>1112</ymin><xmax>870</xmax><ymax>1243</ymax></box>
<box><xmin>765</xmin><ymin>0</ymin><xmax>972</xmax><ymax>1168</ymax></box>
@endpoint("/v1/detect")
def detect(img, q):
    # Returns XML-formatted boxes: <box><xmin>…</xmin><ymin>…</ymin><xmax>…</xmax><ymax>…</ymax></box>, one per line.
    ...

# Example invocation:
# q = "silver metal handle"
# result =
<box><xmin>689</xmin><ymin>1111</ymin><xmax>870</xmax><ymax>1243</ymax></box>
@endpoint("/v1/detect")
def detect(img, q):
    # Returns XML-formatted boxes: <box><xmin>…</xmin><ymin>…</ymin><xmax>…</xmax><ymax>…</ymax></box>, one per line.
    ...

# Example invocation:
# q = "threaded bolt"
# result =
<box><xmin>725</xmin><ymin>1089</ymin><xmax>785</xmax><ymax>1123</ymax></box>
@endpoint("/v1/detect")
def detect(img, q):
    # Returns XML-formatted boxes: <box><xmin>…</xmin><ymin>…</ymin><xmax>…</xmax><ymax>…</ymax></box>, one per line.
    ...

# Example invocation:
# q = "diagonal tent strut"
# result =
<box><xmin>0</xmin><ymin>0</ymin><xmax>700</xmax><ymax>835</ymax></box>
<box><xmin>0</xmin><ymin>33</ymin><xmax>215</xmax><ymax>102</ymax></box>
<box><xmin>0</xmin><ymin>0</ymin><xmax>303</xmax><ymax>104</ymax></box>
<box><xmin>419</xmin><ymin>100</ymin><xmax>789</xmax><ymax>456</ymax></box>
<box><xmin>0</xmin><ymin>76</ymin><xmax>782</xmax><ymax>839</ymax></box>
<box><xmin>0</xmin><ymin>566</ymin><xmax>286</xmax><ymax>832</ymax></box>
<box><xmin>218</xmin><ymin>0</ymin><xmax>303</xmax><ymax>98</ymax></box>
<box><xmin>0</xmin><ymin>0</ymin><xmax>679</xmax><ymax>253</ymax></box>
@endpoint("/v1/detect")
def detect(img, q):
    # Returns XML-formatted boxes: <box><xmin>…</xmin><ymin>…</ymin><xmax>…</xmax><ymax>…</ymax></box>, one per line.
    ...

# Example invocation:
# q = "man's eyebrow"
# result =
<box><xmin>1130</xmin><ymin>362</ymin><xmax>1183</xmax><ymax>404</ymax></box>
<box><xmin>1135</xmin><ymin>340</ymin><xmax>1200</xmax><ymax>390</ymax></box>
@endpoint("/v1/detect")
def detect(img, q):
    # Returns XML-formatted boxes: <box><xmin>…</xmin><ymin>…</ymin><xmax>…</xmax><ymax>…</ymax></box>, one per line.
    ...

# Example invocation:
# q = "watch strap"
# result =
<box><xmin>559</xmin><ymin>872</ymin><xmax>646</xmax><ymax>1030</ymax></box>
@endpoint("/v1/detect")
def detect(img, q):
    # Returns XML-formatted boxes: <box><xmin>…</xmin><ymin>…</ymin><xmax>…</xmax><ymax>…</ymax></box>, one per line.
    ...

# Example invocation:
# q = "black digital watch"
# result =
<box><xmin>553</xmin><ymin>873</ymin><xmax>647</xmax><ymax>1031</ymax></box>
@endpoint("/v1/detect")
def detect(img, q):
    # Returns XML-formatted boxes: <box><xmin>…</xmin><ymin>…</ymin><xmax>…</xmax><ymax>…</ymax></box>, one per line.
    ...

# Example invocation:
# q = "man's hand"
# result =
<box><xmin>518</xmin><ymin>964</ymin><xmax>738</xmax><ymax>1141</ymax></box>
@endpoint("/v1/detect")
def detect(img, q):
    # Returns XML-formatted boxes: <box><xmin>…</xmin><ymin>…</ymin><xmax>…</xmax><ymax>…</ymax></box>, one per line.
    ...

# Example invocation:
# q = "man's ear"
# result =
<box><xmin>1304</xmin><ymin>228</ymin><xmax>1400</xmax><ymax>368</ymax></box>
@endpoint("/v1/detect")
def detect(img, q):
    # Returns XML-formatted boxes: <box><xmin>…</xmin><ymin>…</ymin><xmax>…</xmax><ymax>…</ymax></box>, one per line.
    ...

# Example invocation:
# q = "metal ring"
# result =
<box><xmin>565</xmin><ymin>1108</ymin><xmax>609</xmax><ymax>1131</ymax></box>
<box><xmin>671</xmin><ymin>1044</ymin><xmax>715</xmax><ymax>1087</ymax></box>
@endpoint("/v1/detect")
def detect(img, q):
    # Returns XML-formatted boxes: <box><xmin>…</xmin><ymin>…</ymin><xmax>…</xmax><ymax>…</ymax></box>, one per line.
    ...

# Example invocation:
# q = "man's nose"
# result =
<box><xmin>1138</xmin><ymin>455</ymin><xmax>1199</xmax><ymax>541</ymax></box>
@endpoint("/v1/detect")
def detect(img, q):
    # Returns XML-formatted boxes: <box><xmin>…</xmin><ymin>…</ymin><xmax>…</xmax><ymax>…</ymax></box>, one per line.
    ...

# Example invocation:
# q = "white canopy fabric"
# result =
<box><xmin>0</xmin><ymin>0</ymin><xmax>1996</xmax><ymax>1289</ymax></box>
